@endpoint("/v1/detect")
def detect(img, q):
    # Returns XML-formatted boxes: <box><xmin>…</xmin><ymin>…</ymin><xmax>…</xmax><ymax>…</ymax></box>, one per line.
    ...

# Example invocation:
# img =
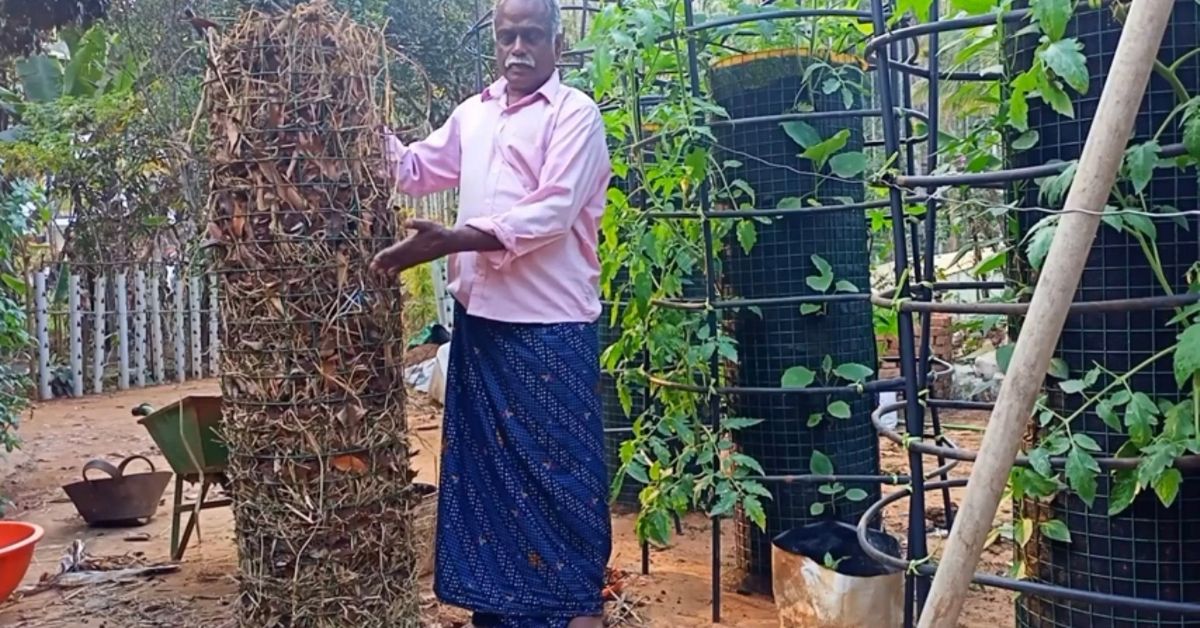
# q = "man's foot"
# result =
<box><xmin>567</xmin><ymin>616</ymin><xmax>604</xmax><ymax>628</ymax></box>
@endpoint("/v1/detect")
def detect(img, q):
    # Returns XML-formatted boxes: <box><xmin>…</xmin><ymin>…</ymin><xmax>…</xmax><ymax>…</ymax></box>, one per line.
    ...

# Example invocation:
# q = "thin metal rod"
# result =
<box><xmin>679</xmin><ymin>0</ymin><xmax>723</xmax><ymax>621</ymax></box>
<box><xmin>868</xmin><ymin>2</ymin><xmax>928</xmax><ymax>623</ymax></box>
<box><xmin>920</xmin><ymin>0</ymin><xmax>956</xmax><ymax>540</ymax></box>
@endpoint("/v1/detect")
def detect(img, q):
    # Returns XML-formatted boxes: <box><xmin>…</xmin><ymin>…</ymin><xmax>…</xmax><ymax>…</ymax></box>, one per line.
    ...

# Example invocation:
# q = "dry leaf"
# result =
<box><xmin>331</xmin><ymin>454</ymin><xmax>367</xmax><ymax>474</ymax></box>
<box><xmin>224</xmin><ymin>117</ymin><xmax>240</xmax><ymax>151</ymax></box>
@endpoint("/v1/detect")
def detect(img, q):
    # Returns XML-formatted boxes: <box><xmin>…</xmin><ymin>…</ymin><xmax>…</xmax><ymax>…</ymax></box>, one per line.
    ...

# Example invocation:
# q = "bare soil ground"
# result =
<box><xmin>0</xmin><ymin>379</ymin><xmax>1015</xmax><ymax>627</ymax></box>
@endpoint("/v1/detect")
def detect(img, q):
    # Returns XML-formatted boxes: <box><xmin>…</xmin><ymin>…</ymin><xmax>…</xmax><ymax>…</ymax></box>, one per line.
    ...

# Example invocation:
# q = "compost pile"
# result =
<box><xmin>203</xmin><ymin>1</ymin><xmax>418</xmax><ymax>625</ymax></box>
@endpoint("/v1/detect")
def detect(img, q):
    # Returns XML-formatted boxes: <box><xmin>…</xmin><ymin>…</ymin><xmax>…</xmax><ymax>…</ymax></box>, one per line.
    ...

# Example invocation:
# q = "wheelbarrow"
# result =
<box><xmin>61</xmin><ymin>456</ymin><xmax>173</xmax><ymax>527</ymax></box>
<box><xmin>135</xmin><ymin>395</ymin><xmax>231</xmax><ymax>560</ymax></box>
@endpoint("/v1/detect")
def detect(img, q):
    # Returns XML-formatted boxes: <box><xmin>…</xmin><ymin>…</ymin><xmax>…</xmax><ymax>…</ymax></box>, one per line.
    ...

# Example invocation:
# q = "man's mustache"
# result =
<box><xmin>505</xmin><ymin>55</ymin><xmax>535</xmax><ymax>69</ymax></box>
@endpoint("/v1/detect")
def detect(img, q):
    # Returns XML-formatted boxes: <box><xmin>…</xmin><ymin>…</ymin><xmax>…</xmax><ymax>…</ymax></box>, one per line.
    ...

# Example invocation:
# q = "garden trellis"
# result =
<box><xmin>566</xmin><ymin>0</ymin><xmax>1200</xmax><ymax>625</ymax></box>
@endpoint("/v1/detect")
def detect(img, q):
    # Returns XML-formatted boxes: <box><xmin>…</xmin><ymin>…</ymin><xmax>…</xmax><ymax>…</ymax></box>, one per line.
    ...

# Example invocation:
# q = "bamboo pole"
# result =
<box><xmin>917</xmin><ymin>1</ymin><xmax>1177</xmax><ymax>625</ymax></box>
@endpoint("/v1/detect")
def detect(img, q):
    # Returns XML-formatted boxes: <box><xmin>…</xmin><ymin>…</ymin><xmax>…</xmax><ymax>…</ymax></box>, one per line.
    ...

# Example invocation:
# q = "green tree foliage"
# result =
<box><xmin>0</xmin><ymin>0</ymin><xmax>110</xmax><ymax>59</ymax></box>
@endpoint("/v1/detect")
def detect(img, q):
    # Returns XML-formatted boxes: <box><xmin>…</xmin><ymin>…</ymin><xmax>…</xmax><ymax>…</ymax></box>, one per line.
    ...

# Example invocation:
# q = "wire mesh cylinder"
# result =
<box><xmin>206</xmin><ymin>3</ymin><xmax>420</xmax><ymax>625</ymax></box>
<box><xmin>1007</xmin><ymin>3</ymin><xmax>1200</xmax><ymax>625</ymax></box>
<box><xmin>709</xmin><ymin>50</ymin><xmax>880</xmax><ymax>587</ymax></box>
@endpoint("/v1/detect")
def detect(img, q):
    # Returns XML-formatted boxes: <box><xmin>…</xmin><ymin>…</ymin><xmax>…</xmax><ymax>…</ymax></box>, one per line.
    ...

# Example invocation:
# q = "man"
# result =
<box><xmin>370</xmin><ymin>0</ymin><xmax>612</xmax><ymax>626</ymax></box>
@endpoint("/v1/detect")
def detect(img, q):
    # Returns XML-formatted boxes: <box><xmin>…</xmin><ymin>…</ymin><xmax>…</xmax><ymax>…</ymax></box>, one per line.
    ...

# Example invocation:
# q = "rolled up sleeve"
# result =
<box><xmin>464</xmin><ymin>101</ymin><xmax>609</xmax><ymax>270</ymax></box>
<box><xmin>386</xmin><ymin>106</ymin><xmax>463</xmax><ymax>197</ymax></box>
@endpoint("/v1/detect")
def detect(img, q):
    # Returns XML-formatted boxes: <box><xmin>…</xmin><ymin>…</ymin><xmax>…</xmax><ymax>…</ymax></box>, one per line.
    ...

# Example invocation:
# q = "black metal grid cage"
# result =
<box><xmin>707</xmin><ymin>50</ymin><xmax>881</xmax><ymax>586</ymax></box>
<box><xmin>1005</xmin><ymin>2</ymin><xmax>1200</xmax><ymax>626</ymax></box>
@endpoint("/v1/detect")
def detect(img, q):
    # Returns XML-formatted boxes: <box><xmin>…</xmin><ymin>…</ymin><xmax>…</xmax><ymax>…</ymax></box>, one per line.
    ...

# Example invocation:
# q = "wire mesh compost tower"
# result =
<box><xmin>204</xmin><ymin>2</ymin><xmax>419</xmax><ymax>625</ymax></box>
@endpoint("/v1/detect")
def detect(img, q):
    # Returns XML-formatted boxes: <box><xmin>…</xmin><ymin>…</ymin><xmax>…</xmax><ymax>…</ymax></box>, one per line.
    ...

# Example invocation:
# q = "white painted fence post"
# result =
<box><xmin>189</xmin><ymin>275</ymin><xmax>202</xmax><ymax>379</ymax></box>
<box><xmin>208</xmin><ymin>273</ymin><xmax>219</xmax><ymax>377</ymax></box>
<box><xmin>174</xmin><ymin>273</ymin><xmax>187</xmax><ymax>383</ymax></box>
<box><xmin>134</xmin><ymin>268</ymin><xmax>147</xmax><ymax>388</ymax></box>
<box><xmin>116</xmin><ymin>271</ymin><xmax>129</xmax><ymax>391</ymax></box>
<box><xmin>68</xmin><ymin>273</ymin><xmax>83</xmax><ymax>397</ymax></box>
<box><xmin>34</xmin><ymin>270</ymin><xmax>51</xmax><ymax>400</ymax></box>
<box><xmin>150</xmin><ymin>268</ymin><xmax>164</xmax><ymax>383</ymax></box>
<box><xmin>92</xmin><ymin>275</ymin><xmax>107</xmax><ymax>394</ymax></box>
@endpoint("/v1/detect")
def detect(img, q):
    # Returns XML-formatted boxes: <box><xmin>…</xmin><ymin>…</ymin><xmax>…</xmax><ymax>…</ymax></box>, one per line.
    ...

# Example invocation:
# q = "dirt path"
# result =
<box><xmin>0</xmin><ymin>383</ymin><xmax>1013</xmax><ymax>627</ymax></box>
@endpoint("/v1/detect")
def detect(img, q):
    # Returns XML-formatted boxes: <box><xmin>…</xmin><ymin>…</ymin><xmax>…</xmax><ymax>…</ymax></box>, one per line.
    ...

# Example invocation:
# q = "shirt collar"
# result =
<box><xmin>482</xmin><ymin>70</ymin><xmax>562</xmax><ymax>106</ymax></box>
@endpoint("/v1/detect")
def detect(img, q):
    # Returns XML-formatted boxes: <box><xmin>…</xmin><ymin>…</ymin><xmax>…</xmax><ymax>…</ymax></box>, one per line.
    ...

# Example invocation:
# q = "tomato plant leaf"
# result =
<box><xmin>834</xmin><ymin>362</ymin><xmax>874</xmax><ymax>383</ymax></box>
<box><xmin>1031</xmin><ymin>0</ymin><xmax>1072</xmax><ymax>40</ymax></box>
<box><xmin>809</xmin><ymin>450</ymin><xmax>834</xmax><ymax>476</ymax></box>
<box><xmin>1012</xmin><ymin>129</ymin><xmax>1040</xmax><ymax>151</ymax></box>
<box><xmin>1048</xmin><ymin>358</ymin><xmax>1070</xmax><ymax>379</ymax></box>
<box><xmin>827</xmin><ymin>401</ymin><xmax>852</xmax><ymax>419</ymax></box>
<box><xmin>736</xmin><ymin>220</ymin><xmax>757</xmax><ymax>255</ymax></box>
<box><xmin>1072</xmin><ymin>433</ymin><xmax>1102</xmax><ymax>452</ymax></box>
<box><xmin>782</xmin><ymin>366</ymin><xmax>816</xmax><ymax>389</ymax></box>
<box><xmin>800</xmin><ymin>129</ymin><xmax>850</xmax><ymax>170</ymax></box>
<box><xmin>1185</xmin><ymin>108</ymin><xmax>1200</xmax><ymax>159</ymax></box>
<box><xmin>1028</xmin><ymin>447</ymin><xmax>1053</xmax><ymax>477</ymax></box>
<box><xmin>781</xmin><ymin>120</ymin><xmax>820</xmax><ymax>149</ymax></box>
<box><xmin>973</xmin><ymin>249</ymin><xmax>1007</xmax><ymax>277</ymax></box>
<box><xmin>1096</xmin><ymin>399</ymin><xmax>1122</xmax><ymax>430</ymax></box>
<box><xmin>835</xmin><ymin>280</ymin><xmax>859</xmax><ymax>293</ymax></box>
<box><xmin>1039</xmin><ymin>519</ymin><xmax>1072</xmax><ymax>543</ymax></box>
<box><xmin>1066</xmin><ymin>446</ymin><xmax>1099</xmax><ymax>507</ymax></box>
<box><xmin>722</xmin><ymin>416</ymin><xmax>764</xmax><ymax>431</ymax></box>
<box><xmin>731</xmin><ymin>453</ymin><xmax>765</xmax><ymax>476</ymax></box>
<box><xmin>845</xmin><ymin>488</ymin><xmax>869</xmax><ymax>502</ymax></box>
<box><xmin>996</xmin><ymin>344</ymin><xmax>1015</xmax><ymax>373</ymax></box>
<box><xmin>1173</xmin><ymin>324</ymin><xmax>1200</xmax><ymax>388</ymax></box>
<box><xmin>710</xmin><ymin>486</ymin><xmax>738</xmax><ymax>517</ymax></box>
<box><xmin>1123</xmin><ymin>141</ymin><xmax>1160</xmax><ymax>195</ymax></box>
<box><xmin>1039</xmin><ymin>38</ymin><xmax>1090</xmax><ymax>94</ymax></box>
<box><xmin>1154</xmin><ymin>467</ymin><xmax>1182</xmax><ymax>508</ymax></box>
<box><xmin>1024</xmin><ymin>215</ymin><xmax>1059</xmax><ymax>270</ymax></box>
<box><xmin>829</xmin><ymin>151</ymin><xmax>868</xmax><ymax>178</ymax></box>
<box><xmin>743</xmin><ymin>495</ymin><xmax>767</xmax><ymax>529</ymax></box>
<box><xmin>1108</xmin><ymin>469</ymin><xmax>1139</xmax><ymax>516</ymax></box>
<box><xmin>1059</xmin><ymin>379</ymin><xmax>1088</xmax><ymax>394</ymax></box>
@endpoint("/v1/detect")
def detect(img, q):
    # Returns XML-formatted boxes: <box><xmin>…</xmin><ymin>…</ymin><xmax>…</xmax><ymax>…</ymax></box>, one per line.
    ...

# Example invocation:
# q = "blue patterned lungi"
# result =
<box><xmin>434</xmin><ymin>303</ymin><xmax>612</xmax><ymax>627</ymax></box>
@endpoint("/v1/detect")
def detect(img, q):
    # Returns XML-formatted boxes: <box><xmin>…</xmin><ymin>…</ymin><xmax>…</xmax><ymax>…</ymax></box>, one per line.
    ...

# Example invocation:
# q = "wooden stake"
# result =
<box><xmin>918</xmin><ymin>1</ymin><xmax>1177</xmax><ymax>625</ymax></box>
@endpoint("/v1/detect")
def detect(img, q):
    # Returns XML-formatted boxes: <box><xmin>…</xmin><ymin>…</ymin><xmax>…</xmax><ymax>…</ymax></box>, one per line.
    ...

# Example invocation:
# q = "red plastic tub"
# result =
<box><xmin>0</xmin><ymin>521</ymin><xmax>44</xmax><ymax>602</ymax></box>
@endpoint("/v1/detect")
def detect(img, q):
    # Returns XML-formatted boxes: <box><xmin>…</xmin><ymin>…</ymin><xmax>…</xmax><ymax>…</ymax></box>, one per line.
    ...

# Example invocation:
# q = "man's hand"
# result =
<box><xmin>370</xmin><ymin>219</ymin><xmax>451</xmax><ymax>275</ymax></box>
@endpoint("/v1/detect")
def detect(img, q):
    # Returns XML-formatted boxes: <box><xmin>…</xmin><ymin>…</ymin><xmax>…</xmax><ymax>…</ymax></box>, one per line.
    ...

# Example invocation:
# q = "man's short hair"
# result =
<box><xmin>493</xmin><ymin>0</ymin><xmax>563</xmax><ymax>36</ymax></box>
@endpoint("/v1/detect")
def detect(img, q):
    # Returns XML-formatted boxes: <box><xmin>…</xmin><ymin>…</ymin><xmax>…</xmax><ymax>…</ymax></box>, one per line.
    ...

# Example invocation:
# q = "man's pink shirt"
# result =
<box><xmin>385</xmin><ymin>71</ymin><xmax>611</xmax><ymax>324</ymax></box>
